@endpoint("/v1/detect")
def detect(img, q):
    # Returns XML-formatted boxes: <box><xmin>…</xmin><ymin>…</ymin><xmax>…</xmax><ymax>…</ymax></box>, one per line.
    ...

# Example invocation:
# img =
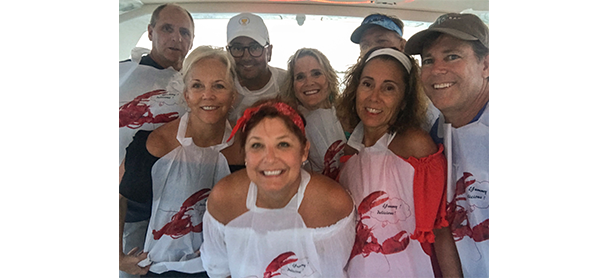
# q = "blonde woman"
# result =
<box><xmin>119</xmin><ymin>46</ymin><xmax>242</xmax><ymax>277</ymax></box>
<box><xmin>279</xmin><ymin>48</ymin><xmax>346</xmax><ymax>179</ymax></box>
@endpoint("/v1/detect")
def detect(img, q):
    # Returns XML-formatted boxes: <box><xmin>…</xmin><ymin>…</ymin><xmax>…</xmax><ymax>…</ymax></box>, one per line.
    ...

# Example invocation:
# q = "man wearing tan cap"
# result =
<box><xmin>225</xmin><ymin>12</ymin><xmax>288</xmax><ymax>123</ymax></box>
<box><xmin>405</xmin><ymin>13</ymin><xmax>489</xmax><ymax>278</ymax></box>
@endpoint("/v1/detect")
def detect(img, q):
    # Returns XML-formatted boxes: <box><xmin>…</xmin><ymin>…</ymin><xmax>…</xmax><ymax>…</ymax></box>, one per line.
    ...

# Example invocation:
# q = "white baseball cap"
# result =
<box><xmin>227</xmin><ymin>13</ymin><xmax>270</xmax><ymax>46</ymax></box>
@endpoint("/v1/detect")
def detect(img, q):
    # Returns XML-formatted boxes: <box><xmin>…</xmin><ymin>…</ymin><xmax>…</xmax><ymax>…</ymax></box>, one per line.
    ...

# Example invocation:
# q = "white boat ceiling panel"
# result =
<box><xmin>118</xmin><ymin>0</ymin><xmax>488</xmax><ymax>61</ymax></box>
<box><xmin>120</xmin><ymin>0</ymin><xmax>488</xmax><ymax>23</ymax></box>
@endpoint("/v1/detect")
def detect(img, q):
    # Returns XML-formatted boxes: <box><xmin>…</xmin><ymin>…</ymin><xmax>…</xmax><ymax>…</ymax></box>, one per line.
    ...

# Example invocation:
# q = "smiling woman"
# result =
<box><xmin>278</xmin><ymin>48</ymin><xmax>347</xmax><ymax>177</ymax></box>
<box><xmin>335</xmin><ymin>47</ymin><xmax>462</xmax><ymax>277</ymax></box>
<box><xmin>244</xmin><ymin>115</ymin><xmax>308</xmax><ymax>197</ymax></box>
<box><xmin>200</xmin><ymin>99</ymin><xmax>356</xmax><ymax>278</ymax></box>
<box><xmin>183</xmin><ymin>56</ymin><xmax>235</xmax><ymax>128</ymax></box>
<box><xmin>119</xmin><ymin>46</ymin><xmax>244</xmax><ymax>277</ymax></box>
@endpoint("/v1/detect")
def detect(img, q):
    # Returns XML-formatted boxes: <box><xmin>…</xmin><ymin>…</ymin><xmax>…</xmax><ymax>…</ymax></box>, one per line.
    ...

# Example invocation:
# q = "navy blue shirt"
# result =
<box><xmin>120</xmin><ymin>131</ymin><xmax>158</xmax><ymax>222</ymax></box>
<box><xmin>430</xmin><ymin>102</ymin><xmax>488</xmax><ymax>145</ymax></box>
<box><xmin>120</xmin><ymin>54</ymin><xmax>164</xmax><ymax>70</ymax></box>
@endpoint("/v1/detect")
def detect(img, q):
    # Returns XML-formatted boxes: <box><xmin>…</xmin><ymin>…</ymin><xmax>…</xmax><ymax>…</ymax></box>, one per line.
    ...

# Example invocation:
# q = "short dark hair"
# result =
<box><xmin>421</xmin><ymin>32</ymin><xmax>488</xmax><ymax>62</ymax></box>
<box><xmin>469</xmin><ymin>39</ymin><xmax>489</xmax><ymax>62</ymax></box>
<box><xmin>149</xmin><ymin>4</ymin><xmax>194</xmax><ymax>30</ymax></box>
<box><xmin>240</xmin><ymin>99</ymin><xmax>308</xmax><ymax>150</ymax></box>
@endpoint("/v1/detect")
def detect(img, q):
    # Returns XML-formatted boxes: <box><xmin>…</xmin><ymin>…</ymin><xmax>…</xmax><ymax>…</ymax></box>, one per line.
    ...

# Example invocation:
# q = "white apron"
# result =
<box><xmin>340</xmin><ymin>123</ymin><xmax>437</xmax><ymax>278</ymax></box>
<box><xmin>141</xmin><ymin>112</ymin><xmax>233</xmax><ymax>274</ymax></box>
<box><xmin>435</xmin><ymin>104</ymin><xmax>489</xmax><ymax>278</ymax></box>
<box><xmin>298</xmin><ymin>106</ymin><xmax>346</xmax><ymax>179</ymax></box>
<box><xmin>119</xmin><ymin>47</ymin><xmax>187</xmax><ymax>165</ymax></box>
<box><xmin>201</xmin><ymin>170</ymin><xmax>355</xmax><ymax>278</ymax></box>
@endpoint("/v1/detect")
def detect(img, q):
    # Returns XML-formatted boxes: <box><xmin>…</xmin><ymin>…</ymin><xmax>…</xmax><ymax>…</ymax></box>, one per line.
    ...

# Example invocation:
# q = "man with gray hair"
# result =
<box><xmin>405</xmin><ymin>13</ymin><xmax>489</xmax><ymax>278</ymax></box>
<box><xmin>119</xmin><ymin>4</ymin><xmax>194</xmax><ymax>277</ymax></box>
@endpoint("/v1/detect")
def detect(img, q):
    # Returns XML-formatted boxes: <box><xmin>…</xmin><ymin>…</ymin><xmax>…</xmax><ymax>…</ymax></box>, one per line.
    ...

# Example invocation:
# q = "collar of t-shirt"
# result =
<box><xmin>139</xmin><ymin>55</ymin><xmax>164</xmax><ymax>70</ymax></box>
<box><xmin>470</xmin><ymin>102</ymin><xmax>488</xmax><ymax>124</ymax></box>
<box><xmin>429</xmin><ymin>102</ymin><xmax>489</xmax><ymax>144</ymax></box>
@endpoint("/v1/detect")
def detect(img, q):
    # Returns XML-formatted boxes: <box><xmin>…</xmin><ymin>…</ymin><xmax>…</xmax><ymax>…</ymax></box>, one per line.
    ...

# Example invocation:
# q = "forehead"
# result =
<box><xmin>157</xmin><ymin>6</ymin><xmax>193</xmax><ymax>30</ymax></box>
<box><xmin>422</xmin><ymin>34</ymin><xmax>474</xmax><ymax>56</ymax></box>
<box><xmin>362</xmin><ymin>57</ymin><xmax>405</xmax><ymax>80</ymax></box>
<box><xmin>248</xmin><ymin>117</ymin><xmax>294</xmax><ymax>138</ymax></box>
<box><xmin>361</xmin><ymin>26</ymin><xmax>400</xmax><ymax>41</ymax></box>
<box><xmin>229</xmin><ymin>36</ymin><xmax>258</xmax><ymax>45</ymax></box>
<box><xmin>295</xmin><ymin>55</ymin><xmax>321</xmax><ymax>70</ymax></box>
<box><xmin>188</xmin><ymin>57</ymin><xmax>227</xmax><ymax>77</ymax></box>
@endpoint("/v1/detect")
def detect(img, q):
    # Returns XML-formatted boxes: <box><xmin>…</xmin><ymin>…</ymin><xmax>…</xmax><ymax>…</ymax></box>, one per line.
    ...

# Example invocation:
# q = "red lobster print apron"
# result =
<box><xmin>140</xmin><ymin>112</ymin><xmax>233</xmax><ymax>274</ymax></box>
<box><xmin>201</xmin><ymin>170</ymin><xmax>355</xmax><ymax>278</ymax></box>
<box><xmin>340</xmin><ymin>123</ymin><xmax>439</xmax><ymax>278</ymax></box>
<box><xmin>119</xmin><ymin>47</ymin><xmax>187</xmax><ymax>165</ymax></box>
<box><xmin>298</xmin><ymin>106</ymin><xmax>346</xmax><ymax>179</ymax></box>
<box><xmin>435</xmin><ymin>104</ymin><xmax>489</xmax><ymax>278</ymax></box>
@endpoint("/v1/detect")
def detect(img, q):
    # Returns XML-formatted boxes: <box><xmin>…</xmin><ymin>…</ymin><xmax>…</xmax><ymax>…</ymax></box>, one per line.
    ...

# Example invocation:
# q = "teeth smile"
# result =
<box><xmin>201</xmin><ymin>106</ymin><xmax>218</xmax><ymax>111</ymax></box>
<box><xmin>366</xmin><ymin>107</ymin><xmax>381</xmax><ymax>114</ymax></box>
<box><xmin>304</xmin><ymin>90</ymin><xmax>319</xmax><ymax>95</ymax></box>
<box><xmin>263</xmin><ymin>170</ymin><xmax>282</xmax><ymax>176</ymax></box>
<box><xmin>434</xmin><ymin>83</ymin><xmax>453</xmax><ymax>89</ymax></box>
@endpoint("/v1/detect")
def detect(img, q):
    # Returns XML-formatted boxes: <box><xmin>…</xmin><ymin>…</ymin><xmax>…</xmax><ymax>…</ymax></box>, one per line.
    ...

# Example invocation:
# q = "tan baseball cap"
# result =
<box><xmin>404</xmin><ymin>13</ymin><xmax>488</xmax><ymax>55</ymax></box>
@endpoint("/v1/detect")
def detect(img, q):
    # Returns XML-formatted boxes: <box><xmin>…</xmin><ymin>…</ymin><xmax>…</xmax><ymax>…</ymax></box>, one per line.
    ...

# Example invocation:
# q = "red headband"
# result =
<box><xmin>227</xmin><ymin>102</ymin><xmax>306</xmax><ymax>142</ymax></box>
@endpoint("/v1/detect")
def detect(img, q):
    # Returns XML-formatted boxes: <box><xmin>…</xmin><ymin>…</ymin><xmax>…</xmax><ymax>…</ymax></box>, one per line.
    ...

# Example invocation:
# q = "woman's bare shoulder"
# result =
<box><xmin>221</xmin><ymin>134</ymin><xmax>245</xmax><ymax>166</ymax></box>
<box><xmin>390</xmin><ymin>127</ymin><xmax>438</xmax><ymax>159</ymax></box>
<box><xmin>299</xmin><ymin>173</ymin><xmax>354</xmax><ymax>228</ymax></box>
<box><xmin>207</xmin><ymin>169</ymin><xmax>250</xmax><ymax>225</ymax></box>
<box><xmin>146</xmin><ymin>119</ymin><xmax>180</xmax><ymax>158</ymax></box>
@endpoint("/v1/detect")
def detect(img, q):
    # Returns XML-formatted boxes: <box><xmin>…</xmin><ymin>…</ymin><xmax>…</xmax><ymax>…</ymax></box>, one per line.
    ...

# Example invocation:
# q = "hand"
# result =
<box><xmin>119</xmin><ymin>247</ymin><xmax>150</xmax><ymax>275</ymax></box>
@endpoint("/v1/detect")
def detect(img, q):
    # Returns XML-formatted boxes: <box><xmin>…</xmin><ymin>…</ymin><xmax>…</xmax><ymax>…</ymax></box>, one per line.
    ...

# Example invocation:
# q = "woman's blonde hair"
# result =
<box><xmin>279</xmin><ymin>48</ymin><xmax>339</xmax><ymax>107</ymax></box>
<box><xmin>179</xmin><ymin>45</ymin><xmax>239</xmax><ymax>111</ymax></box>
<box><xmin>181</xmin><ymin>45</ymin><xmax>238</xmax><ymax>87</ymax></box>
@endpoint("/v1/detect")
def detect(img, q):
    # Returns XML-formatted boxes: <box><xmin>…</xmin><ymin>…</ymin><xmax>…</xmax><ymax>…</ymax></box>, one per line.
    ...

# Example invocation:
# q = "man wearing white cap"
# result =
<box><xmin>405</xmin><ymin>13</ymin><xmax>489</xmax><ymax>278</ymax></box>
<box><xmin>350</xmin><ymin>13</ymin><xmax>407</xmax><ymax>56</ymax></box>
<box><xmin>226</xmin><ymin>12</ymin><xmax>288</xmax><ymax>123</ymax></box>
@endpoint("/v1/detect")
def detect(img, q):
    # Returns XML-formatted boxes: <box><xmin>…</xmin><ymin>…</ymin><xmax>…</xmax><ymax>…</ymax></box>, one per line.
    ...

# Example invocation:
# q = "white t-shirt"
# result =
<box><xmin>228</xmin><ymin>66</ymin><xmax>288</xmax><ymax>123</ymax></box>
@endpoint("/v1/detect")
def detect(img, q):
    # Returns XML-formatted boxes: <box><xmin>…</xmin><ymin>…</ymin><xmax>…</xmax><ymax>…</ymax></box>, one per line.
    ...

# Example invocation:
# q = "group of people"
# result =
<box><xmin>119</xmin><ymin>3</ymin><xmax>489</xmax><ymax>278</ymax></box>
